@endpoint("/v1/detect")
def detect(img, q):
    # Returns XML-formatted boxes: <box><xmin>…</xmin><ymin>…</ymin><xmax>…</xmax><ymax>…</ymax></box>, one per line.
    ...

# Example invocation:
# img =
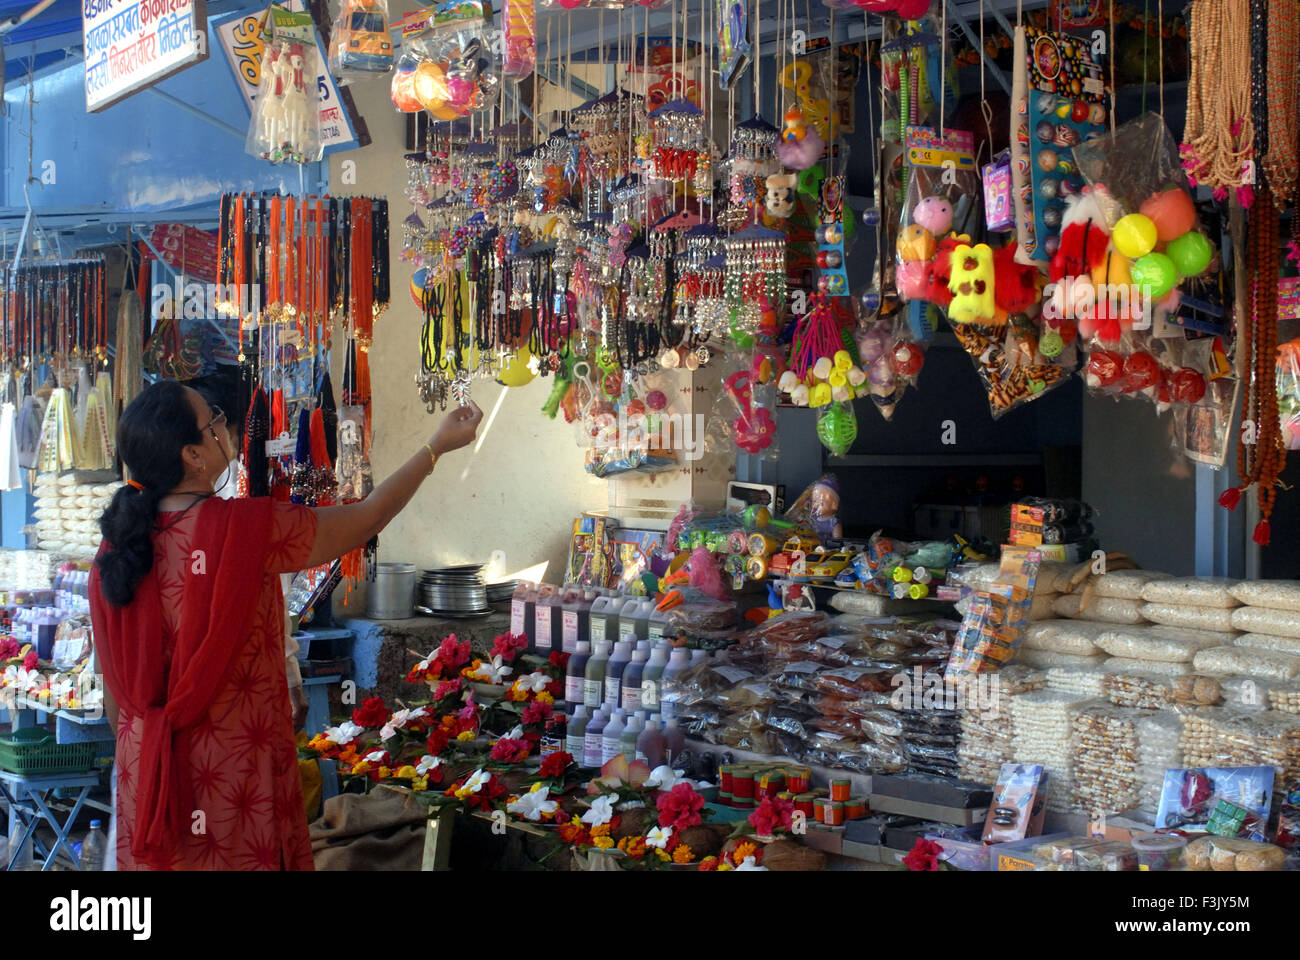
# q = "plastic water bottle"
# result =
<box><xmin>79</xmin><ymin>820</ymin><xmax>107</xmax><ymax>871</ymax></box>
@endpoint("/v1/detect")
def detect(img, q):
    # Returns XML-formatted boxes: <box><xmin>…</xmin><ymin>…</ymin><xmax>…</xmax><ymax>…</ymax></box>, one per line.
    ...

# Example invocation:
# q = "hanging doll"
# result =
<box><xmin>281</xmin><ymin>43</ymin><xmax>311</xmax><ymax>161</ymax></box>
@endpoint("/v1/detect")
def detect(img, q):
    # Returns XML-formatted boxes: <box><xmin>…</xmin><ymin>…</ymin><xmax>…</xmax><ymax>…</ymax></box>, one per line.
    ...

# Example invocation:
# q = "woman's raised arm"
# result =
<box><xmin>303</xmin><ymin>400</ymin><xmax>483</xmax><ymax>568</ymax></box>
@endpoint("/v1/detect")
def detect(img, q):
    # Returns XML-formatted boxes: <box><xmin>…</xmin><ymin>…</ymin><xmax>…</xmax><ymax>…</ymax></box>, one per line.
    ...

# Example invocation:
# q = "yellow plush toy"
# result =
<box><xmin>895</xmin><ymin>224</ymin><xmax>936</xmax><ymax>262</ymax></box>
<box><xmin>947</xmin><ymin>243</ymin><xmax>996</xmax><ymax>323</ymax></box>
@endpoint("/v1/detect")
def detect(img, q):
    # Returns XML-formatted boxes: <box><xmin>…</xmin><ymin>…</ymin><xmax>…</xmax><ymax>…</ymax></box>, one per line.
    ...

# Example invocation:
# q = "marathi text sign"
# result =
<box><xmin>83</xmin><ymin>0</ymin><xmax>210</xmax><ymax>113</ymax></box>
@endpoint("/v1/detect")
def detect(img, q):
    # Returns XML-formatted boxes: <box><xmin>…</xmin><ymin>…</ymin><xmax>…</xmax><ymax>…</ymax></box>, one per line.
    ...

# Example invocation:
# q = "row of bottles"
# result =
<box><xmin>565</xmin><ymin>707</ymin><xmax>689</xmax><ymax>769</ymax></box>
<box><xmin>510</xmin><ymin>582</ymin><xmax>675</xmax><ymax>657</ymax></box>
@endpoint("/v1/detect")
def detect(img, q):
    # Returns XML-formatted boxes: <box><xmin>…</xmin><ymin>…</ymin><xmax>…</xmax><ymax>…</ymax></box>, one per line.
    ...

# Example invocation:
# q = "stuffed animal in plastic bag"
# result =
<box><xmin>947</xmin><ymin>244</ymin><xmax>995</xmax><ymax>323</ymax></box>
<box><xmin>765</xmin><ymin>173</ymin><xmax>798</xmax><ymax>218</ymax></box>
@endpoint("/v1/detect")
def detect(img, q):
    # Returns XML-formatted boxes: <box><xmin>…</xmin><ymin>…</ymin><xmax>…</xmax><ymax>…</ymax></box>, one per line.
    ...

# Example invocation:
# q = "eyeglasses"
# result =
<box><xmin>201</xmin><ymin>406</ymin><xmax>228</xmax><ymax>439</ymax></box>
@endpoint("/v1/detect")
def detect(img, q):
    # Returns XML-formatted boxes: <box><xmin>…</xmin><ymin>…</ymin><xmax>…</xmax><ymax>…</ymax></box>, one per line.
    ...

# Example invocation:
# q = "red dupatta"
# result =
<box><xmin>90</xmin><ymin>497</ymin><xmax>276</xmax><ymax>869</ymax></box>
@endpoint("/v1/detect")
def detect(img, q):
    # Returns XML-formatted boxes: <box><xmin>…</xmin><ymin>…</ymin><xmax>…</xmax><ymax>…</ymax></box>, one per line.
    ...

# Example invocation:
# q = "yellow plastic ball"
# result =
<box><xmin>1112</xmin><ymin>213</ymin><xmax>1158</xmax><ymax>259</ymax></box>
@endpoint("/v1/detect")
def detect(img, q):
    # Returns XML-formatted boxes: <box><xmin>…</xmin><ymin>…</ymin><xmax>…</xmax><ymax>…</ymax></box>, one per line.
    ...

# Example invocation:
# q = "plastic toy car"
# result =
<box><xmin>332</xmin><ymin>0</ymin><xmax>393</xmax><ymax>74</ymax></box>
<box><xmin>767</xmin><ymin>536</ymin><xmax>819</xmax><ymax>578</ymax></box>
<box><xmin>807</xmin><ymin>550</ymin><xmax>855</xmax><ymax>581</ymax></box>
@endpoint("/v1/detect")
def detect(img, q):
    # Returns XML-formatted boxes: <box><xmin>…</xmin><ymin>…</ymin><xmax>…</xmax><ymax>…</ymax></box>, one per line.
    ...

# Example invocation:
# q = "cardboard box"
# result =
<box><xmin>869</xmin><ymin>772</ymin><xmax>993</xmax><ymax>809</ymax></box>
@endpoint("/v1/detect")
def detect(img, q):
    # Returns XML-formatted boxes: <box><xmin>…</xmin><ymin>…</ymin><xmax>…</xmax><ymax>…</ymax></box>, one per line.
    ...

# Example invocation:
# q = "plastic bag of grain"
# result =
<box><xmin>1023</xmin><ymin>620</ymin><xmax>1109</xmax><ymax>656</ymax></box>
<box><xmin>1229</xmin><ymin>580</ymin><xmax>1300</xmax><ymax>612</ymax></box>
<box><xmin>1015</xmin><ymin>648</ymin><xmax>1106</xmax><ymax>670</ymax></box>
<box><xmin>1028</xmin><ymin>592</ymin><xmax>1059</xmax><ymax>622</ymax></box>
<box><xmin>1140</xmin><ymin>577</ymin><xmax>1241</xmax><ymax>608</ymax></box>
<box><xmin>1045</xmin><ymin>667</ymin><xmax>1107</xmax><ymax>697</ymax></box>
<box><xmin>1192</xmin><ymin>646</ymin><xmax>1300</xmax><ymax>681</ymax></box>
<box><xmin>1036</xmin><ymin>561</ymin><xmax>1083</xmax><ymax>595</ymax></box>
<box><xmin>828</xmin><ymin>592</ymin><xmax>892</xmax><ymax>617</ymax></box>
<box><xmin>948</xmin><ymin>562</ymin><xmax>1000</xmax><ymax>591</ymax></box>
<box><xmin>1233</xmin><ymin>634</ymin><xmax>1300</xmax><ymax>655</ymax></box>
<box><xmin>1102</xmin><ymin>656</ymin><xmax>1194</xmax><ymax>677</ymax></box>
<box><xmin>1053</xmin><ymin>594</ymin><xmax>1148</xmax><ymax>624</ymax></box>
<box><xmin>1218</xmin><ymin>676</ymin><xmax>1273</xmax><ymax>710</ymax></box>
<box><xmin>1229</xmin><ymin>606</ymin><xmax>1300</xmax><ymax>639</ymax></box>
<box><xmin>1090</xmin><ymin>569</ymin><xmax>1174</xmax><ymax>600</ymax></box>
<box><xmin>1140</xmin><ymin>603</ymin><xmax>1237</xmax><ymax>633</ymax></box>
<box><xmin>1095</xmin><ymin>624</ymin><xmax>1232</xmax><ymax>663</ymax></box>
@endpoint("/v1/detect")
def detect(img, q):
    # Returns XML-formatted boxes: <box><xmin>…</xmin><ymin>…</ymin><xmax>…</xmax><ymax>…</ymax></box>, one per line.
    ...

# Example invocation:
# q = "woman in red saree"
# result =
<box><xmin>90</xmin><ymin>381</ymin><xmax>481</xmax><ymax>870</ymax></box>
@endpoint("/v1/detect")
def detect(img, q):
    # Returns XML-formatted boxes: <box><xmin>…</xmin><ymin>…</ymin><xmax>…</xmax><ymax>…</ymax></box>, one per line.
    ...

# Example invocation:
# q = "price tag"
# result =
<box><xmin>265</xmin><ymin>433</ymin><xmax>296</xmax><ymax>456</ymax></box>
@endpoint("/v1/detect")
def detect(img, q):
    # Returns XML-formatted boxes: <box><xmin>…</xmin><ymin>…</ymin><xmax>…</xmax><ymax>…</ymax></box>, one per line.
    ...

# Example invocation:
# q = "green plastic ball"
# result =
<box><xmin>1131</xmin><ymin>252</ymin><xmax>1178</xmax><ymax>299</ymax></box>
<box><xmin>816</xmin><ymin>402</ymin><xmax>858</xmax><ymax>456</ymax></box>
<box><xmin>1166</xmin><ymin>231</ymin><xmax>1213</xmax><ymax>277</ymax></box>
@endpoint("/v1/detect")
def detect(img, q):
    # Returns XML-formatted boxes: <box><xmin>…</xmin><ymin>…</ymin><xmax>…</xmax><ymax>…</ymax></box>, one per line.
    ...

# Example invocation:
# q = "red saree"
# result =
<box><xmin>90</xmin><ymin>497</ymin><xmax>319</xmax><ymax>870</ymax></box>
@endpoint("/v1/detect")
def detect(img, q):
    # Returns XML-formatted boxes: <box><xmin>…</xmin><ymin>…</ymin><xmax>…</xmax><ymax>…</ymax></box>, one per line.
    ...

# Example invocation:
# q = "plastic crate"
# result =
<box><xmin>0</xmin><ymin>728</ymin><xmax>97</xmax><ymax>776</ymax></box>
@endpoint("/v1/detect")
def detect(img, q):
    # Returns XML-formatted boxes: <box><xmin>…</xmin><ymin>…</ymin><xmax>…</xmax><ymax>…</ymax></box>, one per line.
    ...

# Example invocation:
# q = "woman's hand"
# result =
<box><xmin>290</xmin><ymin>684</ymin><xmax>309</xmax><ymax>731</ymax></box>
<box><xmin>428</xmin><ymin>400</ymin><xmax>484</xmax><ymax>456</ymax></box>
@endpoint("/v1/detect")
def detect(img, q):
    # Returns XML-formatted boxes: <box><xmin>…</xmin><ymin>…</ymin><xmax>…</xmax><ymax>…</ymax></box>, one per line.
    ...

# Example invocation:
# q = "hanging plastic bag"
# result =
<box><xmin>1280</xmin><ymin>338</ymin><xmax>1300</xmax><ymax>450</ymax></box>
<box><xmin>328</xmin><ymin>0</ymin><xmax>394</xmax><ymax>84</ymax></box>
<box><xmin>399</xmin><ymin>0</ymin><xmax>500</xmax><ymax>119</ymax></box>
<box><xmin>815</xmin><ymin>401</ymin><xmax>857</xmax><ymax>457</ymax></box>
<box><xmin>246</xmin><ymin>7</ymin><xmax>323</xmax><ymax>164</ymax></box>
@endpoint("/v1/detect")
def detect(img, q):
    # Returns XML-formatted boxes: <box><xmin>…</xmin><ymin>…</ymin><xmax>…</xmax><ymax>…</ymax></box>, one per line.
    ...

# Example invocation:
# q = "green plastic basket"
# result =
<box><xmin>0</xmin><ymin>728</ymin><xmax>96</xmax><ymax>776</ymax></box>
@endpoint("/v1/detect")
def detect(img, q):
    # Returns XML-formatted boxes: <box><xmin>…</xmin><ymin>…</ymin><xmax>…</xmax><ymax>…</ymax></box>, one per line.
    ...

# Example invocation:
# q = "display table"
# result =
<box><xmin>1</xmin><ymin>769</ymin><xmax>101</xmax><ymax>871</ymax></box>
<box><xmin>339</xmin><ymin>607</ymin><xmax>512</xmax><ymax>706</ymax></box>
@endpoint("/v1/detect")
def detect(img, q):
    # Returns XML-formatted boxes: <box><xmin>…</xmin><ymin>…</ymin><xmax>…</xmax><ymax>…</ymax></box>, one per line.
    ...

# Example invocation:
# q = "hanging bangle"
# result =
<box><xmin>423</xmin><ymin>443</ymin><xmax>439</xmax><ymax>474</ymax></box>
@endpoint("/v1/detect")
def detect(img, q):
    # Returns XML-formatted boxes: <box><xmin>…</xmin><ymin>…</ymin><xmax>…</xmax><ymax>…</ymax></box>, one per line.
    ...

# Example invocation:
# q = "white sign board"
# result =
<box><xmin>83</xmin><ymin>0</ymin><xmax>210</xmax><ymax>112</ymax></box>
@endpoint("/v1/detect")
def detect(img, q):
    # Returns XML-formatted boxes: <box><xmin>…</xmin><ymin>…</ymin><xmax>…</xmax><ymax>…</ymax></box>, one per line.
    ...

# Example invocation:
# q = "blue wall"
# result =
<box><xmin>1</xmin><ymin>4</ymin><xmax>324</xmax><ymax>216</ymax></box>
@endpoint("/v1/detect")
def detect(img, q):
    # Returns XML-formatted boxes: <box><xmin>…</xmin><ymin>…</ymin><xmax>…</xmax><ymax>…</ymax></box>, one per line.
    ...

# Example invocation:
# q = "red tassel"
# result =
<box><xmin>1253</xmin><ymin>520</ymin><xmax>1271</xmax><ymax>547</ymax></box>
<box><xmin>1219</xmin><ymin>487</ymin><xmax>1242</xmax><ymax>511</ymax></box>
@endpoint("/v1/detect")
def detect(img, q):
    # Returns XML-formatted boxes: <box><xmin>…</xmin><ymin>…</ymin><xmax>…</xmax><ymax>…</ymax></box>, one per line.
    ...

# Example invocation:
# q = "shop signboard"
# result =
<box><xmin>83</xmin><ymin>0</ymin><xmax>210</xmax><ymax>112</ymax></box>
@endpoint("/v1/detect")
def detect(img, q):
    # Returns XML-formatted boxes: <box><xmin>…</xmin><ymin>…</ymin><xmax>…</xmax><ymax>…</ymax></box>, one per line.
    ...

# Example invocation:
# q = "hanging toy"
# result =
<box><xmin>764</xmin><ymin>172</ymin><xmax>798</xmax><ymax>218</ymax></box>
<box><xmin>725</xmin><ymin>370</ymin><xmax>777</xmax><ymax>453</ymax></box>
<box><xmin>777</xmin><ymin>108</ymin><xmax>826</xmax><ymax>170</ymax></box>
<box><xmin>946</xmin><ymin>244</ymin><xmax>996</xmax><ymax>323</ymax></box>
<box><xmin>1049</xmin><ymin>186</ymin><xmax>1111</xmax><ymax>283</ymax></box>
<box><xmin>912</xmin><ymin>195</ymin><xmax>954</xmax><ymax>235</ymax></box>
<box><xmin>816</xmin><ymin>401</ymin><xmax>857</xmax><ymax>456</ymax></box>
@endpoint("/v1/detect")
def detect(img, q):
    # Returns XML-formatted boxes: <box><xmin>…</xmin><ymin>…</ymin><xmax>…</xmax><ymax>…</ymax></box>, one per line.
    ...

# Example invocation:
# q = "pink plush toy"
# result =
<box><xmin>912</xmin><ymin>195</ymin><xmax>954</xmax><ymax>235</ymax></box>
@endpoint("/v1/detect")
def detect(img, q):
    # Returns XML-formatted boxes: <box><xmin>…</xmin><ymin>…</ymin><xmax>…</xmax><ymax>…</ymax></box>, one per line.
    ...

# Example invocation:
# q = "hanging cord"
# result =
<box><xmin>1109</xmin><ymin>0</ymin><xmax>1117</xmax><ymax>138</ymax></box>
<box><xmin>939</xmin><ymin>0</ymin><xmax>947</xmax><ymax>137</ymax></box>
<box><xmin>979</xmin><ymin>0</ymin><xmax>994</xmax><ymax>158</ymax></box>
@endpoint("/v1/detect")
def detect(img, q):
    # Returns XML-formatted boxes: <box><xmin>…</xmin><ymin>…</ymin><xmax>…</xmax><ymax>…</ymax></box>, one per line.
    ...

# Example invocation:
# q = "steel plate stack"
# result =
<box><xmin>416</xmin><ymin>565</ymin><xmax>489</xmax><ymax>617</ymax></box>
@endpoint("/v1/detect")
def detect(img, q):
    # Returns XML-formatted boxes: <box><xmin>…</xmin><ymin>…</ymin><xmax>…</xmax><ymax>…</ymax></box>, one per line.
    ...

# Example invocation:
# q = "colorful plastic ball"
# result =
<box><xmin>892</xmin><ymin>342</ymin><xmax>924</xmax><ymax>377</ymax></box>
<box><xmin>1042</xmin><ymin>233</ymin><xmax>1061</xmax><ymax>257</ymax></box>
<box><xmin>1058</xmin><ymin>320</ymin><xmax>1078</xmax><ymax>344</ymax></box>
<box><xmin>1036</xmin><ymin>120</ymin><xmax>1056</xmax><ymax>143</ymax></box>
<box><xmin>1039</xmin><ymin>329</ymin><xmax>1065</xmax><ymax>358</ymax></box>
<box><xmin>817</xmin><ymin>223</ymin><xmax>844</xmax><ymax>244</ymax></box>
<box><xmin>1139</xmin><ymin>188</ymin><xmax>1197</xmax><ymax>243</ymax></box>
<box><xmin>861</xmin><ymin>206</ymin><xmax>881</xmax><ymax>227</ymax></box>
<box><xmin>1038</xmin><ymin>177</ymin><xmax>1060</xmax><ymax>201</ymax></box>
<box><xmin>1085</xmin><ymin>349</ymin><xmax>1124</xmax><ymax>389</ymax></box>
<box><xmin>1112</xmin><ymin>213</ymin><xmax>1158</xmax><ymax>258</ymax></box>
<box><xmin>1036</xmin><ymin>93</ymin><xmax>1057</xmax><ymax>114</ymax></box>
<box><xmin>896</xmin><ymin>224</ymin><xmax>936</xmax><ymax>262</ymax></box>
<box><xmin>859</xmin><ymin>289</ymin><xmax>881</xmax><ymax>313</ymax></box>
<box><xmin>824</xmin><ymin>274</ymin><xmax>847</xmax><ymax>294</ymax></box>
<box><xmin>1171</xmin><ymin>367</ymin><xmax>1206</xmax><ymax>405</ymax></box>
<box><xmin>817</xmin><ymin>249</ymin><xmax>843</xmax><ymax>269</ymax></box>
<box><xmin>1131</xmin><ymin>252</ymin><xmax>1178</xmax><ymax>298</ymax></box>
<box><xmin>1055</xmin><ymin>159</ymin><xmax>1075</xmax><ymax>175</ymax></box>
<box><xmin>1059</xmin><ymin>177</ymin><xmax>1083</xmax><ymax>196</ymax></box>
<box><xmin>1037</xmin><ymin>149</ymin><xmax>1059</xmax><ymax>173</ymax></box>
<box><xmin>1091</xmin><ymin>248</ymin><xmax>1133</xmax><ymax>288</ymax></box>
<box><xmin>1088</xmin><ymin>103</ymin><xmax>1106</xmax><ymax>125</ymax></box>
<box><xmin>1071</xmin><ymin>101</ymin><xmax>1091</xmax><ymax>122</ymax></box>
<box><xmin>1054</xmin><ymin>98</ymin><xmax>1073</xmax><ymax>118</ymax></box>
<box><xmin>646</xmin><ymin>389</ymin><xmax>668</xmax><ymax>411</ymax></box>
<box><xmin>1122</xmin><ymin>351</ymin><xmax>1161</xmax><ymax>393</ymax></box>
<box><xmin>1167</xmin><ymin>231</ymin><xmax>1213</xmax><ymax>277</ymax></box>
<box><xmin>913</xmin><ymin>196</ymin><xmax>954</xmax><ymax>235</ymax></box>
<box><xmin>816</xmin><ymin>402</ymin><xmax>857</xmax><ymax>456</ymax></box>
<box><xmin>1042</xmin><ymin>205</ymin><xmax>1063</xmax><ymax>230</ymax></box>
